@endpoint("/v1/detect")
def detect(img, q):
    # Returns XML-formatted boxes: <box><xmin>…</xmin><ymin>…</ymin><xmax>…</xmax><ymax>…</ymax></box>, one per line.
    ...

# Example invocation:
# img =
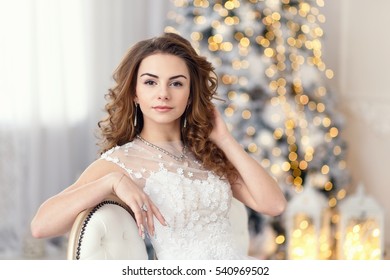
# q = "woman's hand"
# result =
<box><xmin>209</xmin><ymin>107</ymin><xmax>233</xmax><ymax>148</ymax></box>
<box><xmin>111</xmin><ymin>173</ymin><xmax>166</xmax><ymax>238</ymax></box>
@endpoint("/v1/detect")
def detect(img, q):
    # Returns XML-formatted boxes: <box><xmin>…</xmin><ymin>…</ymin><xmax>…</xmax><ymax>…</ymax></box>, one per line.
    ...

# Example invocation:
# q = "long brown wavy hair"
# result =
<box><xmin>98</xmin><ymin>32</ymin><xmax>238</xmax><ymax>183</ymax></box>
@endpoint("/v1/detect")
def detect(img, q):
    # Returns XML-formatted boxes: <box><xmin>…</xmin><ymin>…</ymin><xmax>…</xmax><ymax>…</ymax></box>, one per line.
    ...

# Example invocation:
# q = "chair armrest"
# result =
<box><xmin>67</xmin><ymin>197</ymin><xmax>148</xmax><ymax>260</ymax></box>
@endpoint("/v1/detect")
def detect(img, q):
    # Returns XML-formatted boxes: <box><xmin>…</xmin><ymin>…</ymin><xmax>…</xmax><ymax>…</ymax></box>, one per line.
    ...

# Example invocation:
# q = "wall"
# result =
<box><xmin>321</xmin><ymin>0</ymin><xmax>390</xmax><ymax>253</ymax></box>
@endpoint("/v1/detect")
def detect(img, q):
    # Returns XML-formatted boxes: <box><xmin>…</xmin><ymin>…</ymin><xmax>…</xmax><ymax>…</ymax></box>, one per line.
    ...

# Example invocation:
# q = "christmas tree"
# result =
<box><xmin>166</xmin><ymin>0</ymin><xmax>351</xmax><ymax>259</ymax></box>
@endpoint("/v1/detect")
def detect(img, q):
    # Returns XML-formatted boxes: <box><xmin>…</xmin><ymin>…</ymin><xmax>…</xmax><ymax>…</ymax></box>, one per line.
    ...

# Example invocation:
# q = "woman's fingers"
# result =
<box><xmin>149</xmin><ymin>202</ymin><xmax>167</xmax><ymax>227</ymax></box>
<box><xmin>127</xmin><ymin>199</ymin><xmax>147</xmax><ymax>239</ymax></box>
<box><xmin>129</xmin><ymin>198</ymin><xmax>166</xmax><ymax>239</ymax></box>
<box><xmin>113</xmin><ymin>174</ymin><xmax>166</xmax><ymax>238</ymax></box>
<box><xmin>139</xmin><ymin>201</ymin><xmax>153</xmax><ymax>237</ymax></box>
<box><xmin>144</xmin><ymin>201</ymin><xmax>168</xmax><ymax>237</ymax></box>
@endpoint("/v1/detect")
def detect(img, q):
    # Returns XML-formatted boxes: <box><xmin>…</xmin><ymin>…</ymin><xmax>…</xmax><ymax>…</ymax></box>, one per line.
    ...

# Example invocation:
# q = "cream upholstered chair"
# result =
<box><xmin>67</xmin><ymin>195</ymin><xmax>148</xmax><ymax>260</ymax></box>
<box><xmin>67</xmin><ymin>196</ymin><xmax>249</xmax><ymax>260</ymax></box>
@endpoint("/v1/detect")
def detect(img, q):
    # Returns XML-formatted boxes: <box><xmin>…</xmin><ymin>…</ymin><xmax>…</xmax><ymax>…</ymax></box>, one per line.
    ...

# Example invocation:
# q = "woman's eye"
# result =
<box><xmin>144</xmin><ymin>80</ymin><xmax>156</xmax><ymax>86</ymax></box>
<box><xmin>171</xmin><ymin>81</ymin><xmax>183</xmax><ymax>87</ymax></box>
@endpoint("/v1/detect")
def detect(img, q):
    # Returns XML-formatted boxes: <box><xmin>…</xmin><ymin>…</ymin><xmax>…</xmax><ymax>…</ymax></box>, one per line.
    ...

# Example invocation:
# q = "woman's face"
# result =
<box><xmin>135</xmin><ymin>53</ymin><xmax>190</xmax><ymax>130</ymax></box>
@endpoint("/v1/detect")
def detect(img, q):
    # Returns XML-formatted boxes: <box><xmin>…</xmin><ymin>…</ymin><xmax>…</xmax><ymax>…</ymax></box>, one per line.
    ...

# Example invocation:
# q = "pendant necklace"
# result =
<box><xmin>136</xmin><ymin>135</ymin><xmax>187</xmax><ymax>162</ymax></box>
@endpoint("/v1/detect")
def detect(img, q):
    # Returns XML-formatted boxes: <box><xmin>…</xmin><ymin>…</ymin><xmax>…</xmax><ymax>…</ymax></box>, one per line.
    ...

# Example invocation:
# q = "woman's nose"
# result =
<box><xmin>158</xmin><ymin>85</ymin><xmax>170</xmax><ymax>100</ymax></box>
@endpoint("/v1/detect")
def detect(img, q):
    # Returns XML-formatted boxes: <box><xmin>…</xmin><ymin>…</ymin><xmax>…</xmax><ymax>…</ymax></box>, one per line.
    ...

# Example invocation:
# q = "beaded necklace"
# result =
<box><xmin>136</xmin><ymin>135</ymin><xmax>187</xmax><ymax>162</ymax></box>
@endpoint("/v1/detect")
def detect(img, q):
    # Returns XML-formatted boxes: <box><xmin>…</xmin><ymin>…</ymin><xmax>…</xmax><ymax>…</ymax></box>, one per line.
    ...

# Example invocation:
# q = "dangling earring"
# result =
<box><xmin>183</xmin><ymin>104</ymin><xmax>189</xmax><ymax>128</ymax></box>
<box><xmin>134</xmin><ymin>103</ymin><xmax>138</xmax><ymax>127</ymax></box>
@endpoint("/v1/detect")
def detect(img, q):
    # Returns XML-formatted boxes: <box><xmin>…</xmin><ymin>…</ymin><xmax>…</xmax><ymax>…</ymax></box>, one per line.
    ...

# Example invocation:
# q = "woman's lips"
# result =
<box><xmin>153</xmin><ymin>106</ymin><xmax>173</xmax><ymax>112</ymax></box>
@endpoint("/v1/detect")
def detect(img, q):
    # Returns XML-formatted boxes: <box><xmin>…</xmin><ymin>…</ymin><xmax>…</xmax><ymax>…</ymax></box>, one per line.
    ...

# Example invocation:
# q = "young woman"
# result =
<box><xmin>31</xmin><ymin>32</ymin><xmax>286</xmax><ymax>259</ymax></box>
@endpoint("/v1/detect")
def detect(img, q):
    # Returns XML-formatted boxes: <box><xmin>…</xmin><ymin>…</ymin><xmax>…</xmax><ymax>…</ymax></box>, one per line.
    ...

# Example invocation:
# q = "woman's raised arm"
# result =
<box><xmin>209</xmin><ymin>108</ymin><xmax>287</xmax><ymax>216</ymax></box>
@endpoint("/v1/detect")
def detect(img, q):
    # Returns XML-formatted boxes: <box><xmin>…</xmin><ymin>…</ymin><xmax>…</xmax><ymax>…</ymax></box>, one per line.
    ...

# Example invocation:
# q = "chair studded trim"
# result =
<box><xmin>67</xmin><ymin>195</ymin><xmax>150</xmax><ymax>260</ymax></box>
<box><xmin>74</xmin><ymin>200</ymin><xmax>129</xmax><ymax>260</ymax></box>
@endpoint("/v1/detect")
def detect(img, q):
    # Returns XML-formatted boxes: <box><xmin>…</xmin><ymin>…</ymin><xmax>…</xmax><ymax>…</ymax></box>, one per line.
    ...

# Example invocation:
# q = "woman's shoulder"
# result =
<box><xmin>100</xmin><ymin>140</ymin><xmax>139</xmax><ymax>158</ymax></box>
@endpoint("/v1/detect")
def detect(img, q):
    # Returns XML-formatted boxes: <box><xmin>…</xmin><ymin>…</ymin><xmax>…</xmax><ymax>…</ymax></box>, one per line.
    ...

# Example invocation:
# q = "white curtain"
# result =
<box><xmin>0</xmin><ymin>0</ymin><xmax>171</xmax><ymax>259</ymax></box>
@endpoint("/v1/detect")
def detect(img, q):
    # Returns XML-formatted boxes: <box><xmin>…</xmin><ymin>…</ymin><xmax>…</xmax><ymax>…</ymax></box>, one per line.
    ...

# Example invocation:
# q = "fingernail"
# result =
<box><xmin>139</xmin><ymin>224</ymin><xmax>145</xmax><ymax>239</ymax></box>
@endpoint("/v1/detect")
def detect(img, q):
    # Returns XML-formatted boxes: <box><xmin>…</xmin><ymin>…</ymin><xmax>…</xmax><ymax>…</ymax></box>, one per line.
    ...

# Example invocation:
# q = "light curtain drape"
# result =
<box><xmin>0</xmin><ymin>0</ymin><xmax>170</xmax><ymax>259</ymax></box>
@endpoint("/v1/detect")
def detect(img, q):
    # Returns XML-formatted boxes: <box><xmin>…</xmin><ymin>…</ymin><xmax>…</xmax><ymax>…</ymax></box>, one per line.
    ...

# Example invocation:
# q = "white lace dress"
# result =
<box><xmin>101</xmin><ymin>138</ymin><xmax>248</xmax><ymax>260</ymax></box>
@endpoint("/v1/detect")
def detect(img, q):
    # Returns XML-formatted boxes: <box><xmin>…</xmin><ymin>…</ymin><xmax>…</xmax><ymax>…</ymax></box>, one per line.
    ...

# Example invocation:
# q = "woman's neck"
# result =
<box><xmin>139</xmin><ymin>129</ymin><xmax>182</xmax><ymax>143</ymax></box>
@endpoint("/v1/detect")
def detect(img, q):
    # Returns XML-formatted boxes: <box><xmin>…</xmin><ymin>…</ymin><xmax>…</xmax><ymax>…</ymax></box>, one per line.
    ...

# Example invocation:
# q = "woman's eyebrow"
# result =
<box><xmin>169</xmin><ymin>75</ymin><xmax>187</xmax><ymax>80</ymax></box>
<box><xmin>140</xmin><ymin>73</ymin><xmax>187</xmax><ymax>80</ymax></box>
<box><xmin>140</xmin><ymin>73</ymin><xmax>158</xmax><ymax>78</ymax></box>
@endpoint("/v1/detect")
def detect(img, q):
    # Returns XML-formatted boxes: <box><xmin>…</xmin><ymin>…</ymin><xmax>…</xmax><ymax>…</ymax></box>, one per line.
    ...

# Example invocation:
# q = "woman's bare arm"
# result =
<box><xmin>31</xmin><ymin>159</ymin><xmax>165</xmax><ymax>239</ymax></box>
<box><xmin>209</xmin><ymin>108</ymin><xmax>287</xmax><ymax>216</ymax></box>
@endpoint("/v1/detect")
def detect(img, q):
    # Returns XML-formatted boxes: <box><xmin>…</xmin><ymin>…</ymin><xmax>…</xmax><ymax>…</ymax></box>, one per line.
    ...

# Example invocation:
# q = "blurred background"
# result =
<box><xmin>0</xmin><ymin>0</ymin><xmax>389</xmax><ymax>260</ymax></box>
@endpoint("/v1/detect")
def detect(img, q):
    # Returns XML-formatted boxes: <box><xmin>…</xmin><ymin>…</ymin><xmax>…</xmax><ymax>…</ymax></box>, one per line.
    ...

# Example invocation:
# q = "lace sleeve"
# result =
<box><xmin>100</xmin><ymin>146</ymin><xmax>140</xmax><ymax>181</ymax></box>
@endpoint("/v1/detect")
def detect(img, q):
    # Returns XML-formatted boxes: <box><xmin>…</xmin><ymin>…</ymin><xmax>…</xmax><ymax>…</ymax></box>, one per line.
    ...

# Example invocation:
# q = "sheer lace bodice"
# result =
<box><xmin>101</xmin><ymin>138</ymin><xmax>247</xmax><ymax>259</ymax></box>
